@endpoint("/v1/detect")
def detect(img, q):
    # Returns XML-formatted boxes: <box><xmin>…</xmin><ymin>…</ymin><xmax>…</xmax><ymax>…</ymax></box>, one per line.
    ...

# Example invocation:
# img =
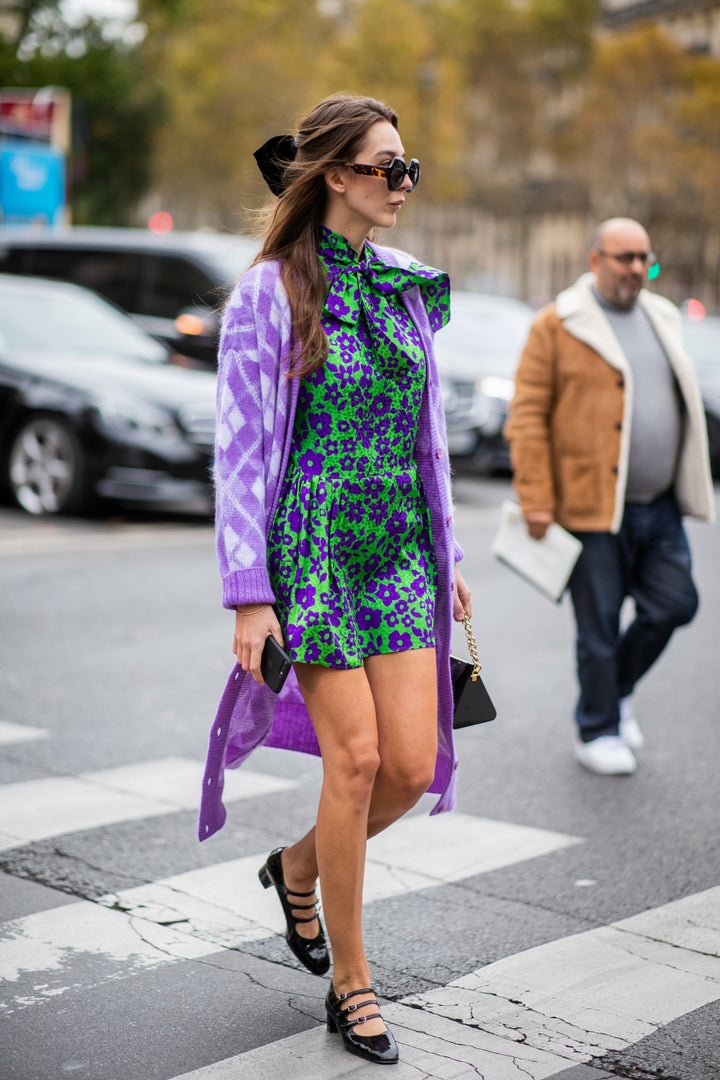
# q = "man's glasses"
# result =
<box><xmin>346</xmin><ymin>157</ymin><xmax>420</xmax><ymax>192</ymax></box>
<box><xmin>598</xmin><ymin>250</ymin><xmax>657</xmax><ymax>267</ymax></box>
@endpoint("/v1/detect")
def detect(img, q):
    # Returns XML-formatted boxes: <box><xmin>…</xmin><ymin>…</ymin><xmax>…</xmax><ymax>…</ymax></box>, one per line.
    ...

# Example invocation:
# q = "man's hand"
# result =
<box><xmin>525</xmin><ymin>510</ymin><xmax>554</xmax><ymax>541</ymax></box>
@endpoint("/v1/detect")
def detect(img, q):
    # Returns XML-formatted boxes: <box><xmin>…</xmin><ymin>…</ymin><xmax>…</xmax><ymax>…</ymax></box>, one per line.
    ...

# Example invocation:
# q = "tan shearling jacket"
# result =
<box><xmin>504</xmin><ymin>273</ymin><xmax>714</xmax><ymax>533</ymax></box>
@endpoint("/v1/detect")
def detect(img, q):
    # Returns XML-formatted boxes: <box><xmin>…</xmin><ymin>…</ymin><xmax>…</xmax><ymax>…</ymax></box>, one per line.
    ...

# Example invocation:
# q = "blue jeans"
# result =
<box><xmin>568</xmin><ymin>491</ymin><xmax>698</xmax><ymax>742</ymax></box>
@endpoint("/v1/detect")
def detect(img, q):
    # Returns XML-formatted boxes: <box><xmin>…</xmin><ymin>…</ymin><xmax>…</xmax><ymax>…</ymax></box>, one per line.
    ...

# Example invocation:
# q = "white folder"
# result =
<box><xmin>492</xmin><ymin>500</ymin><xmax>583</xmax><ymax>603</ymax></box>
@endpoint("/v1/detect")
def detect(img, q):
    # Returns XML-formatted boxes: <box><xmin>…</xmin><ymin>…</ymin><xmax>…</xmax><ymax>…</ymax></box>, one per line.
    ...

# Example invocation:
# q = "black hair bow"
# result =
<box><xmin>253</xmin><ymin>134</ymin><xmax>297</xmax><ymax>196</ymax></box>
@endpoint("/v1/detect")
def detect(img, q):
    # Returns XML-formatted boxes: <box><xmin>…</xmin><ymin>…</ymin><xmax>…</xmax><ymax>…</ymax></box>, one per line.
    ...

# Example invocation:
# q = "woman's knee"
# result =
<box><xmin>378</xmin><ymin>756</ymin><xmax>436</xmax><ymax>806</ymax></box>
<box><xmin>326</xmin><ymin>739</ymin><xmax>381</xmax><ymax>805</ymax></box>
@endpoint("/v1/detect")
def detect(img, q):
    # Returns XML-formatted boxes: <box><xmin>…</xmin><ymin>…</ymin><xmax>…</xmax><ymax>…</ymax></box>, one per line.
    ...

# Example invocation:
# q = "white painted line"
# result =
<box><xmin>0</xmin><ymin>815</ymin><xmax>580</xmax><ymax>1015</ymax></box>
<box><xmin>0</xmin><ymin>758</ymin><xmax>296</xmax><ymax>851</ymax></box>
<box><xmin>0</xmin><ymin>721</ymin><xmax>48</xmax><ymax>746</ymax></box>
<box><xmin>364</xmin><ymin>812</ymin><xmax>580</xmax><ymax>902</ymax></box>
<box><xmin>407</xmin><ymin>884</ymin><xmax>720</xmax><ymax>1070</ymax></box>
<box><xmin>166</xmin><ymin>886</ymin><xmax>720</xmax><ymax>1080</ymax></box>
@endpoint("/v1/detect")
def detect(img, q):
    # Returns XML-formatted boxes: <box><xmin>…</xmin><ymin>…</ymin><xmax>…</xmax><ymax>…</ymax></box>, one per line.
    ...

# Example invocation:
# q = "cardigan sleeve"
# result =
<box><xmin>214</xmin><ymin>263</ymin><xmax>291</xmax><ymax>609</ymax></box>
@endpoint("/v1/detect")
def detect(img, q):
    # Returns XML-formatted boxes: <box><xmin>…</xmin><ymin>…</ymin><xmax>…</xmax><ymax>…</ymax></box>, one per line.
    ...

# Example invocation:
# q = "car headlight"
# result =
<box><xmin>94</xmin><ymin>397</ymin><xmax>180</xmax><ymax>442</ymax></box>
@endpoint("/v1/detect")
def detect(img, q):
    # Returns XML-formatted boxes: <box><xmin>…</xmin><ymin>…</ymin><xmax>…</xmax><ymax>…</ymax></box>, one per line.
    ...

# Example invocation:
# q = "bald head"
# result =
<box><xmin>590</xmin><ymin>218</ymin><xmax>651</xmax><ymax>254</ymax></box>
<box><xmin>588</xmin><ymin>218</ymin><xmax>653</xmax><ymax>310</ymax></box>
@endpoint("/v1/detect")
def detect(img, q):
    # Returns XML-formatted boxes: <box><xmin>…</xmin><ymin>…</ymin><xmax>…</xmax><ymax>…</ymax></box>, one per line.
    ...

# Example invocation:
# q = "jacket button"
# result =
<box><xmin>612</xmin><ymin>466</ymin><xmax>618</xmax><ymax>474</ymax></box>
<box><xmin>617</xmin><ymin>378</ymin><xmax>624</xmax><ymax>388</ymax></box>
<box><xmin>615</xmin><ymin>422</ymin><xmax>622</xmax><ymax>430</ymax></box>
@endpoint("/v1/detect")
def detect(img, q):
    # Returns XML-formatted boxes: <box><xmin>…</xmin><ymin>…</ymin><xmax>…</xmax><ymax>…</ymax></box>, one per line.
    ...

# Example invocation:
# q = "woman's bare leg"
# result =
<box><xmin>281</xmin><ymin>649</ymin><xmax>438</xmax><ymax>1035</ymax></box>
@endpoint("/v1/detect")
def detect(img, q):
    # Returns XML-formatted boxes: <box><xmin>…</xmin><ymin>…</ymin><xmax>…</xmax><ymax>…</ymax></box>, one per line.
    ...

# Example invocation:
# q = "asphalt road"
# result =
<box><xmin>0</xmin><ymin>477</ymin><xmax>718</xmax><ymax>1080</ymax></box>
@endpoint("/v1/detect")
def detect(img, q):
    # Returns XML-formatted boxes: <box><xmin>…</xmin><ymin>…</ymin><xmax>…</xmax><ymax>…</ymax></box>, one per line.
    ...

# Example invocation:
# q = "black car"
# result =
<box><xmin>434</xmin><ymin>291</ymin><xmax>534</xmax><ymax>473</ymax></box>
<box><xmin>0</xmin><ymin>226</ymin><xmax>259</xmax><ymax>366</ymax></box>
<box><xmin>0</xmin><ymin>275</ymin><xmax>217</xmax><ymax>515</ymax></box>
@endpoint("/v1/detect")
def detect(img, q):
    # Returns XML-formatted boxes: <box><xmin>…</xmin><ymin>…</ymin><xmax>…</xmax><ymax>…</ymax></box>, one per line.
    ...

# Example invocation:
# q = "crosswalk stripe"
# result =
<box><xmin>0</xmin><ymin>721</ymin><xmax>47</xmax><ymax>746</ymax></box>
<box><xmin>167</xmin><ymin>886</ymin><xmax>720</xmax><ymax>1080</ymax></box>
<box><xmin>0</xmin><ymin>758</ymin><xmax>296</xmax><ymax>852</ymax></box>
<box><xmin>0</xmin><ymin>814</ymin><xmax>579</xmax><ymax>1014</ymax></box>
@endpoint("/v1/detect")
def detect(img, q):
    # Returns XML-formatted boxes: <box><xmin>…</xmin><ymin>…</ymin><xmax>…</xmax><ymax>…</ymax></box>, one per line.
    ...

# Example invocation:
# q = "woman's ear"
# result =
<box><xmin>325</xmin><ymin>165</ymin><xmax>347</xmax><ymax>195</ymax></box>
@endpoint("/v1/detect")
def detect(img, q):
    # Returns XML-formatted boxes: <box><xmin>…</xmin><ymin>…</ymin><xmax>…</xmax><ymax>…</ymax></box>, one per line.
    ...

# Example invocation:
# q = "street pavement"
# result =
<box><xmin>0</xmin><ymin>477</ymin><xmax>718</xmax><ymax>1080</ymax></box>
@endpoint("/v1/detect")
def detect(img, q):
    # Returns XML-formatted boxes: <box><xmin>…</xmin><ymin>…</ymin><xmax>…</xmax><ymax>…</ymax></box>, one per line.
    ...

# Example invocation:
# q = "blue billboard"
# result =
<box><xmin>0</xmin><ymin>139</ymin><xmax>65</xmax><ymax>224</ymax></box>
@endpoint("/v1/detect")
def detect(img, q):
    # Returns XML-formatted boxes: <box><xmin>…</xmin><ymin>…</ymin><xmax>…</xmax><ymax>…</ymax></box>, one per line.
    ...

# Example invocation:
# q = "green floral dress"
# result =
<box><xmin>267</xmin><ymin>227</ymin><xmax>450</xmax><ymax>668</ymax></box>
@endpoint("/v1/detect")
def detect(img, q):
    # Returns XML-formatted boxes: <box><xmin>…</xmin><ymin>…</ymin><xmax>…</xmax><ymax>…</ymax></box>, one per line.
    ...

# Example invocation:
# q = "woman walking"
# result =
<box><xmin>199</xmin><ymin>93</ymin><xmax>470</xmax><ymax>1066</ymax></box>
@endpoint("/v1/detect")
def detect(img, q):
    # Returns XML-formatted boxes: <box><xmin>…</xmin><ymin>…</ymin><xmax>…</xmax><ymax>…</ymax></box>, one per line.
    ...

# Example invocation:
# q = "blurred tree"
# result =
<box><xmin>562</xmin><ymin>25</ymin><xmax>720</xmax><ymax>224</ymax></box>
<box><xmin>138</xmin><ymin>0</ymin><xmax>339</xmax><ymax>228</ymax></box>
<box><xmin>0</xmin><ymin>5</ymin><xmax>160</xmax><ymax>224</ymax></box>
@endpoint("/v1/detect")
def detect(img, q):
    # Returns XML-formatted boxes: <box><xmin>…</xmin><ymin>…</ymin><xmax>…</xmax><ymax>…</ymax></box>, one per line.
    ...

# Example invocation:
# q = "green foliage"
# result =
<box><xmin>4</xmin><ymin>0</ymin><xmax>720</xmax><ymax>251</ymax></box>
<box><xmin>0</xmin><ymin>10</ymin><xmax>161</xmax><ymax>224</ymax></box>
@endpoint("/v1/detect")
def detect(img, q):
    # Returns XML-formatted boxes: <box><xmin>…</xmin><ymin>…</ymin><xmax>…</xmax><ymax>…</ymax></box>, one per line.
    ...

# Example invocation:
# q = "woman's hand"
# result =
<box><xmin>453</xmin><ymin>566</ymin><xmax>472</xmax><ymax>621</ymax></box>
<box><xmin>233</xmin><ymin>604</ymin><xmax>284</xmax><ymax>684</ymax></box>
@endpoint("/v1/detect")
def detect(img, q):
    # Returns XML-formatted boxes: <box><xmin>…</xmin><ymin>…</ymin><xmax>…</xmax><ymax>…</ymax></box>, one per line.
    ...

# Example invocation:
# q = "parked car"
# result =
<box><xmin>434</xmin><ymin>291</ymin><xmax>534</xmax><ymax>473</ymax></box>
<box><xmin>683</xmin><ymin>312</ymin><xmax>720</xmax><ymax>478</ymax></box>
<box><xmin>0</xmin><ymin>275</ymin><xmax>216</xmax><ymax>515</ymax></box>
<box><xmin>0</xmin><ymin>226</ymin><xmax>259</xmax><ymax>366</ymax></box>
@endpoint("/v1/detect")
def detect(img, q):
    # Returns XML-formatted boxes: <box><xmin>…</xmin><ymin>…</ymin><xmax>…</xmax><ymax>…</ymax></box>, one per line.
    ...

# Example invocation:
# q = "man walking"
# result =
<box><xmin>505</xmin><ymin>217</ymin><xmax>714</xmax><ymax>774</ymax></box>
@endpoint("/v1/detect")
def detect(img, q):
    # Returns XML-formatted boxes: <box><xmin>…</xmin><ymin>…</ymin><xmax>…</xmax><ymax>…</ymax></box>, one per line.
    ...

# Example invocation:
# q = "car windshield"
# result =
<box><xmin>0</xmin><ymin>285</ymin><xmax>168</xmax><ymax>363</ymax></box>
<box><xmin>683</xmin><ymin>317</ymin><xmax>720</xmax><ymax>379</ymax></box>
<box><xmin>434</xmin><ymin>294</ymin><xmax>534</xmax><ymax>377</ymax></box>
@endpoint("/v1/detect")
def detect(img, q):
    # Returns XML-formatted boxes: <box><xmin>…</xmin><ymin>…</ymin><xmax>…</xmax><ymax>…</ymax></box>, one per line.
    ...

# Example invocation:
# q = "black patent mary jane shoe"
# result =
<box><xmin>325</xmin><ymin>984</ymin><xmax>399</xmax><ymax>1066</ymax></box>
<box><xmin>258</xmin><ymin>847</ymin><xmax>330</xmax><ymax>976</ymax></box>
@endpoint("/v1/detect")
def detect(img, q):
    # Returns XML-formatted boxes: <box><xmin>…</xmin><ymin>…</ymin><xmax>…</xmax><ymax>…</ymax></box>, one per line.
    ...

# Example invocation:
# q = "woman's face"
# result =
<box><xmin>331</xmin><ymin>119</ymin><xmax>414</xmax><ymax>239</ymax></box>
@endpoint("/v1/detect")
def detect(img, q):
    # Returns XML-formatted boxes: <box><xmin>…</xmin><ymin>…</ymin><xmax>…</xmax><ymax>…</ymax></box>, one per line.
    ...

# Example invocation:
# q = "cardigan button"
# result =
<box><xmin>435</xmin><ymin>448</ymin><xmax>442</xmax><ymax>458</ymax></box>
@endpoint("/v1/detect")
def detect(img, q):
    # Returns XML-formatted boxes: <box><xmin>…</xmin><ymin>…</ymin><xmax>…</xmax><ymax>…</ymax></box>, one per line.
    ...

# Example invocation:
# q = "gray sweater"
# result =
<box><xmin>594</xmin><ymin>286</ymin><xmax>682</xmax><ymax>503</ymax></box>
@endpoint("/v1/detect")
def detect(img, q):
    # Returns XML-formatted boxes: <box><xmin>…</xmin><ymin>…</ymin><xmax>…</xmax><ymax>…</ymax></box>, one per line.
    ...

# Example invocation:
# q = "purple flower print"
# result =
<box><xmin>303</xmin><ymin>642</ymin><xmax>322</xmax><ymax>662</ymax></box>
<box><xmin>388</xmin><ymin>510</ymin><xmax>407</xmax><ymax>536</ymax></box>
<box><xmin>324</xmin><ymin>648</ymin><xmax>348</xmax><ymax>668</ymax></box>
<box><xmin>388</xmin><ymin>631</ymin><xmax>413</xmax><ymax>652</ymax></box>
<box><xmin>357</xmin><ymin>606</ymin><xmax>383</xmax><ymax>630</ymax></box>
<box><xmin>286</xmin><ymin>624</ymin><xmax>305</xmax><ymax>650</ymax></box>
<box><xmin>310</xmin><ymin>413</ymin><xmax>332</xmax><ymax>438</ymax></box>
<box><xmin>287</xmin><ymin>507</ymin><xmax>304</xmax><ymax>534</ymax></box>
<box><xmin>295</xmin><ymin>583</ymin><xmax>317</xmax><ymax>609</ymax></box>
<box><xmin>297</xmin><ymin>450</ymin><xmax>324</xmax><ymax>476</ymax></box>
<box><xmin>376</xmin><ymin>583</ymin><xmax>399</xmax><ymax>606</ymax></box>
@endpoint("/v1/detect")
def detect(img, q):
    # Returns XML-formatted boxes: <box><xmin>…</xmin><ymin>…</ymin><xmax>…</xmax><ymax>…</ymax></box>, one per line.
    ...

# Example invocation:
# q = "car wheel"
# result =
<box><xmin>7</xmin><ymin>415</ymin><xmax>88</xmax><ymax>516</ymax></box>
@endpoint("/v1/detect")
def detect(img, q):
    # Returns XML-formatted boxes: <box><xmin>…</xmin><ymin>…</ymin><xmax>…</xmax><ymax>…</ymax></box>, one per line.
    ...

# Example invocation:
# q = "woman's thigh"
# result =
<box><xmin>363</xmin><ymin>648</ymin><xmax>438</xmax><ymax>770</ymax></box>
<box><xmin>293</xmin><ymin>664</ymin><xmax>380</xmax><ymax>770</ymax></box>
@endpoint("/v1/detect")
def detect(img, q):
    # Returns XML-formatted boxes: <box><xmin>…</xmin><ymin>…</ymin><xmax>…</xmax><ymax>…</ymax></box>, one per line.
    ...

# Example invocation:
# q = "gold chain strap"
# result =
<box><xmin>462</xmin><ymin>613</ymin><xmax>482</xmax><ymax>682</ymax></box>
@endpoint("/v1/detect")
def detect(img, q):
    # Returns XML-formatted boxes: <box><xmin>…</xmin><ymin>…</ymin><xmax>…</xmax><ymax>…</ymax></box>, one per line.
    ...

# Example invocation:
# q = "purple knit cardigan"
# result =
<box><xmin>199</xmin><ymin>243</ymin><xmax>462</xmax><ymax>841</ymax></box>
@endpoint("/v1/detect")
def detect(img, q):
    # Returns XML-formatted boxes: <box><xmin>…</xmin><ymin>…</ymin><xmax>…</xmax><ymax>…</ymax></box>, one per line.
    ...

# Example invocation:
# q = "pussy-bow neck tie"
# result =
<box><xmin>323</xmin><ymin>249</ymin><xmax>448</xmax><ymax>327</ymax></box>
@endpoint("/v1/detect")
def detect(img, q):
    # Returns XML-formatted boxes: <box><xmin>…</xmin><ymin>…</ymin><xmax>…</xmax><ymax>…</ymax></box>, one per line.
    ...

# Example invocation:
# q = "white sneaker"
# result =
<box><xmin>619</xmin><ymin>697</ymin><xmax>644</xmax><ymax>750</ymax></box>
<box><xmin>574</xmin><ymin>735</ymin><xmax>637</xmax><ymax>775</ymax></box>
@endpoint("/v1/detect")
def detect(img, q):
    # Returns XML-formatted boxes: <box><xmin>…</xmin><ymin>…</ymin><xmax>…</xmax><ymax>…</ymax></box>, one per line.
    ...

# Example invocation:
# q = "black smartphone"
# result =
<box><xmin>260</xmin><ymin>635</ymin><xmax>292</xmax><ymax>693</ymax></box>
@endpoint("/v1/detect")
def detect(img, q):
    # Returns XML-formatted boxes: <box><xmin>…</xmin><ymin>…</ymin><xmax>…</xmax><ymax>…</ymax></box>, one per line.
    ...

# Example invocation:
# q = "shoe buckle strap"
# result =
<box><xmin>338</xmin><ymin>986</ymin><xmax>373</xmax><ymax>1001</ymax></box>
<box><xmin>351</xmin><ymin>1012</ymin><xmax>382</xmax><ymax>1027</ymax></box>
<box><xmin>345</xmin><ymin>999</ymin><xmax>378</xmax><ymax>1014</ymax></box>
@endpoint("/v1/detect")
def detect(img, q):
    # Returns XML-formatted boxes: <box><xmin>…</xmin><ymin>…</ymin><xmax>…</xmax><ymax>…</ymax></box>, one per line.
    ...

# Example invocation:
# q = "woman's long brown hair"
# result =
<box><xmin>255</xmin><ymin>94</ymin><xmax>398</xmax><ymax>377</ymax></box>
